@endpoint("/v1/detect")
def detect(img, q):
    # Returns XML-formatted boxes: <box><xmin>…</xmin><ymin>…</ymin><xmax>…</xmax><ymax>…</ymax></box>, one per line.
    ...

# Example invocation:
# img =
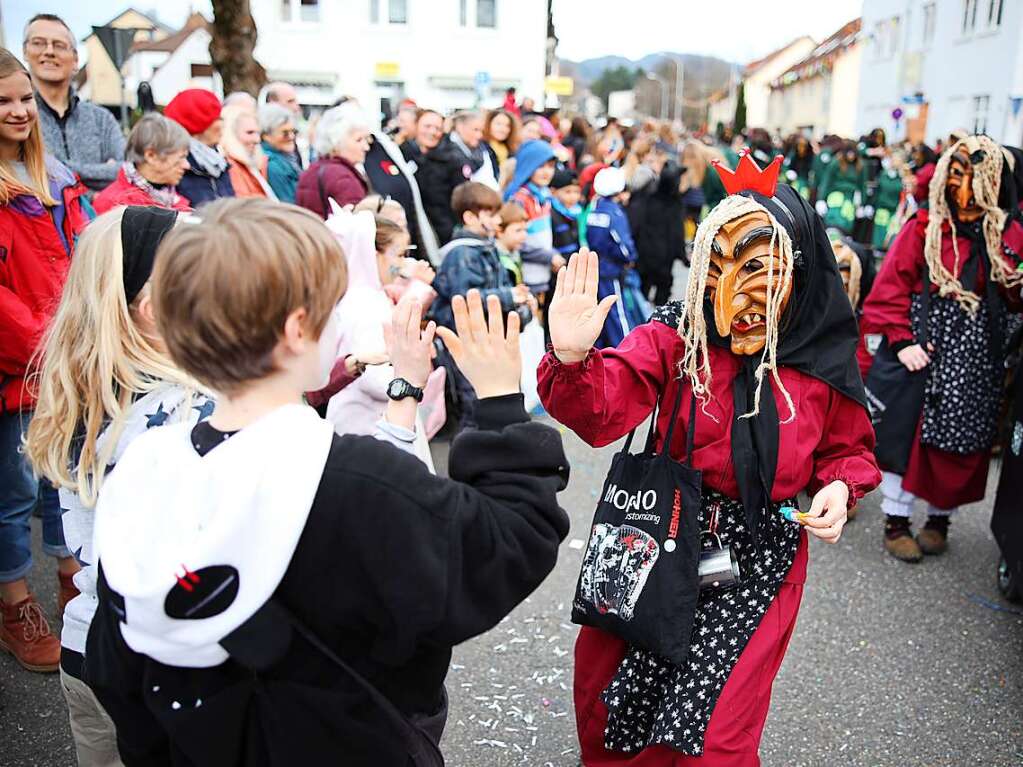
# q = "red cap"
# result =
<box><xmin>578</xmin><ymin>162</ymin><xmax>607</xmax><ymax>201</ymax></box>
<box><xmin>164</xmin><ymin>89</ymin><xmax>222</xmax><ymax>136</ymax></box>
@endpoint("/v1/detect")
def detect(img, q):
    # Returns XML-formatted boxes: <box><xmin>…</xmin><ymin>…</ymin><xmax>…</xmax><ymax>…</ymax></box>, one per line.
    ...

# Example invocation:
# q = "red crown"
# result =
<box><xmin>711</xmin><ymin>148</ymin><xmax>784</xmax><ymax>197</ymax></box>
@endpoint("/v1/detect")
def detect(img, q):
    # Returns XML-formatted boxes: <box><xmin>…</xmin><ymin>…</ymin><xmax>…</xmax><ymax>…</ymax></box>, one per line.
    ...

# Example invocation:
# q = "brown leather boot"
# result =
<box><xmin>917</xmin><ymin>516</ymin><xmax>950</xmax><ymax>556</ymax></box>
<box><xmin>884</xmin><ymin>516</ymin><xmax>923</xmax><ymax>563</ymax></box>
<box><xmin>0</xmin><ymin>594</ymin><xmax>60</xmax><ymax>672</ymax></box>
<box><xmin>58</xmin><ymin>571</ymin><xmax>80</xmax><ymax>615</ymax></box>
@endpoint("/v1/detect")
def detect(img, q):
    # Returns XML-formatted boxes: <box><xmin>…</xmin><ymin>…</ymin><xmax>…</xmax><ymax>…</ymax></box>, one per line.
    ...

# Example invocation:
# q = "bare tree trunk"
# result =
<box><xmin>209</xmin><ymin>0</ymin><xmax>267</xmax><ymax>96</ymax></box>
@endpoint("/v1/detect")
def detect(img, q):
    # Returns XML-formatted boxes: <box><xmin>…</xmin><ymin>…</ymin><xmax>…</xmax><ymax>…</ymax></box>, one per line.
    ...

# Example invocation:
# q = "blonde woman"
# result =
<box><xmin>25</xmin><ymin>206</ymin><xmax>212</xmax><ymax>765</ymax></box>
<box><xmin>0</xmin><ymin>47</ymin><xmax>90</xmax><ymax>675</ymax></box>
<box><xmin>221</xmin><ymin>104</ymin><xmax>276</xmax><ymax>199</ymax></box>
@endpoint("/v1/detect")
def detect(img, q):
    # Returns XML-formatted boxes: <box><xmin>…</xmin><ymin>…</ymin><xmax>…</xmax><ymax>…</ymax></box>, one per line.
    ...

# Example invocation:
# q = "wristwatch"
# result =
<box><xmin>386</xmin><ymin>378</ymin><xmax>424</xmax><ymax>402</ymax></box>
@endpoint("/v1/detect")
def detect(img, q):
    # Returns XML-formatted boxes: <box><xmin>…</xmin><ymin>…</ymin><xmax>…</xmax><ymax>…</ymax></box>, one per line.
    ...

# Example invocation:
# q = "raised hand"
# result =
<box><xmin>547</xmin><ymin>248</ymin><xmax>617</xmax><ymax>364</ymax></box>
<box><xmin>436</xmin><ymin>290</ymin><xmax>521</xmax><ymax>399</ymax></box>
<box><xmin>385</xmin><ymin>298</ymin><xmax>436</xmax><ymax>388</ymax></box>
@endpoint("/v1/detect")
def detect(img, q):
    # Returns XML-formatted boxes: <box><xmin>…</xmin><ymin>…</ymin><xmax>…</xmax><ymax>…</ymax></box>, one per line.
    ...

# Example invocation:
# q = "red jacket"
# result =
<box><xmin>295</xmin><ymin>157</ymin><xmax>369</xmax><ymax>219</ymax></box>
<box><xmin>93</xmin><ymin>168</ymin><xmax>191</xmax><ymax>214</ymax></box>
<box><xmin>0</xmin><ymin>159</ymin><xmax>91</xmax><ymax>414</ymax></box>
<box><xmin>857</xmin><ymin>210</ymin><xmax>1023</xmax><ymax>377</ymax></box>
<box><xmin>538</xmin><ymin>319</ymin><xmax>881</xmax><ymax>508</ymax></box>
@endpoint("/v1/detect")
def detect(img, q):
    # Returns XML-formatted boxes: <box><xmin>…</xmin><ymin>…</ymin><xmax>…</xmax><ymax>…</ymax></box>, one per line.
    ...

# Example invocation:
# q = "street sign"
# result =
<box><xmin>92</xmin><ymin>26</ymin><xmax>138</xmax><ymax>70</ymax></box>
<box><xmin>544</xmin><ymin>76</ymin><xmax>574</xmax><ymax>96</ymax></box>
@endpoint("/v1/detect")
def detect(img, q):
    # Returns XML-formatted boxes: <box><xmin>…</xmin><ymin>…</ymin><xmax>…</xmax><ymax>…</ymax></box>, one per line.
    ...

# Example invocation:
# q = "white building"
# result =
<box><xmin>124</xmin><ymin>14</ymin><xmax>222</xmax><ymax>107</ymax></box>
<box><xmin>856</xmin><ymin>0</ymin><xmax>1023</xmax><ymax>146</ymax></box>
<box><xmin>767</xmin><ymin>19</ymin><xmax>862</xmax><ymax>138</ymax></box>
<box><xmin>707</xmin><ymin>88</ymin><xmax>736</xmax><ymax>132</ymax></box>
<box><xmin>249</xmin><ymin>0</ymin><xmax>549</xmax><ymax>118</ymax></box>
<box><xmin>742</xmin><ymin>36</ymin><xmax>817</xmax><ymax>129</ymax></box>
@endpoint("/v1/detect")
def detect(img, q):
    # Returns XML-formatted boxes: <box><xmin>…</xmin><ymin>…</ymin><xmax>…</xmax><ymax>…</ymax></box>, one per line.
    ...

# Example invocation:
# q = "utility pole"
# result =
<box><xmin>647</xmin><ymin>71</ymin><xmax>669</xmax><ymax>120</ymax></box>
<box><xmin>673</xmin><ymin>56</ymin><xmax>684</xmax><ymax>126</ymax></box>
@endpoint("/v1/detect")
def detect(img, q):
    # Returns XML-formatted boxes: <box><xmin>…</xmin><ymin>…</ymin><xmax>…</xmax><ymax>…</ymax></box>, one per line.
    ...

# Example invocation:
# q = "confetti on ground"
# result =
<box><xmin>568</xmin><ymin>538</ymin><xmax>585</xmax><ymax>550</ymax></box>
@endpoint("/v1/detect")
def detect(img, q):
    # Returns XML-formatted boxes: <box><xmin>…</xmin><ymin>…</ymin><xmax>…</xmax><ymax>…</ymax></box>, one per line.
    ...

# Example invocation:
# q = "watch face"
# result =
<box><xmin>388</xmin><ymin>380</ymin><xmax>405</xmax><ymax>399</ymax></box>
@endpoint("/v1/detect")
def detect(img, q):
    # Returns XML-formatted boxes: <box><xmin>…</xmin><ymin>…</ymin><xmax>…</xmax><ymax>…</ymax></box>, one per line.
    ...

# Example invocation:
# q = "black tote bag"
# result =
<box><xmin>571</xmin><ymin>381</ymin><xmax>703</xmax><ymax>666</ymax></box>
<box><xmin>864</xmin><ymin>265</ymin><xmax>931</xmax><ymax>473</ymax></box>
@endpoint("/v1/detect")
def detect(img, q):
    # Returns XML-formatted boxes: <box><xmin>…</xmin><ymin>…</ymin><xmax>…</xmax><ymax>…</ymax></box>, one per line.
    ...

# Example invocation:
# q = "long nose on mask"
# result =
<box><xmin>956</xmin><ymin>175</ymin><xmax>974</xmax><ymax>210</ymax></box>
<box><xmin>713</xmin><ymin>265</ymin><xmax>746</xmax><ymax>337</ymax></box>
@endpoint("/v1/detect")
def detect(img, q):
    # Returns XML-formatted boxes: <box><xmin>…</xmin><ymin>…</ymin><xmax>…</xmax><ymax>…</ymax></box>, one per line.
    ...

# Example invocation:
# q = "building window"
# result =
<box><xmin>370</xmin><ymin>0</ymin><xmax>379</xmax><ymax>23</ymax></box>
<box><xmin>963</xmin><ymin>0</ymin><xmax>979</xmax><ymax>34</ymax></box>
<box><xmin>281</xmin><ymin>0</ymin><xmax>319</xmax><ymax>22</ymax></box>
<box><xmin>477</xmin><ymin>0</ymin><xmax>496</xmax><ymax>27</ymax></box>
<box><xmin>986</xmin><ymin>0</ymin><xmax>1004</xmax><ymax>29</ymax></box>
<box><xmin>888</xmin><ymin>16</ymin><xmax>901</xmax><ymax>56</ymax></box>
<box><xmin>299</xmin><ymin>0</ymin><xmax>319</xmax><ymax>21</ymax></box>
<box><xmin>972</xmin><ymin>94</ymin><xmax>990</xmax><ymax>133</ymax></box>
<box><xmin>389</xmin><ymin>0</ymin><xmax>407</xmax><ymax>24</ymax></box>
<box><xmin>460</xmin><ymin>0</ymin><xmax>467</xmax><ymax>25</ymax></box>
<box><xmin>922</xmin><ymin>2</ymin><xmax>936</xmax><ymax>46</ymax></box>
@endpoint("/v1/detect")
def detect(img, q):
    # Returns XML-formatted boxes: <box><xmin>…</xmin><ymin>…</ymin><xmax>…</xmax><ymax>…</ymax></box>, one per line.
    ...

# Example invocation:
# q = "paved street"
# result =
<box><xmin>2</xmin><ymin>424</ymin><xmax>1021</xmax><ymax>766</ymax></box>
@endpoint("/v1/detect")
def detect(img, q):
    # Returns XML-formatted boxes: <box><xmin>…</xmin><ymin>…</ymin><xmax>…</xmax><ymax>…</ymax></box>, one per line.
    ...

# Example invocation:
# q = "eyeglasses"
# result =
<box><xmin>25</xmin><ymin>37</ymin><xmax>74</xmax><ymax>54</ymax></box>
<box><xmin>278</xmin><ymin>129</ymin><xmax>298</xmax><ymax>138</ymax></box>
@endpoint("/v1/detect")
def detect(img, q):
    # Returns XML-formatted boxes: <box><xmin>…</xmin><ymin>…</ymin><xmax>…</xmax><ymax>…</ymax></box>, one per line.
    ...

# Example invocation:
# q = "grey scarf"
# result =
<box><xmin>189</xmin><ymin>138</ymin><xmax>228</xmax><ymax>178</ymax></box>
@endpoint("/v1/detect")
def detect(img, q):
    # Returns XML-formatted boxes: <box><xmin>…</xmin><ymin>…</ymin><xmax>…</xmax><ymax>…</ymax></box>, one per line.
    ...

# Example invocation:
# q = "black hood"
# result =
<box><xmin>705</xmin><ymin>184</ymin><xmax>866</xmax><ymax>408</ymax></box>
<box><xmin>655</xmin><ymin>160</ymin><xmax>684</xmax><ymax>198</ymax></box>
<box><xmin>701</xmin><ymin>184</ymin><xmax>866</xmax><ymax>540</ymax></box>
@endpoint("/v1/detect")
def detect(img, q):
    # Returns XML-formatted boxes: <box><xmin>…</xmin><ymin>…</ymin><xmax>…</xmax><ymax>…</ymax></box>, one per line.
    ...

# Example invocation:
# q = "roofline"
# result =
<box><xmin>79</xmin><ymin>6</ymin><xmax>174</xmax><ymax>42</ymax></box>
<box><xmin>745</xmin><ymin>35</ymin><xmax>815</xmax><ymax>74</ymax></box>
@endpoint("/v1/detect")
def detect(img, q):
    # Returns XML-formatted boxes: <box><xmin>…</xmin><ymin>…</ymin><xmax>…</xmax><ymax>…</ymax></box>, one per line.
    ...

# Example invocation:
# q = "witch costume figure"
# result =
<box><xmin>858</xmin><ymin>135</ymin><xmax>1023</xmax><ymax>563</ymax></box>
<box><xmin>538</xmin><ymin>151</ymin><xmax>881</xmax><ymax>765</ymax></box>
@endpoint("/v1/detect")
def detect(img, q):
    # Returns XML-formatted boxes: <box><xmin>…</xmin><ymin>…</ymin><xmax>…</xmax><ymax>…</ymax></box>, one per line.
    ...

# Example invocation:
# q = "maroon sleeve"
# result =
<box><xmin>326</xmin><ymin>166</ymin><xmax>368</xmax><ymax>208</ymax></box>
<box><xmin>537</xmin><ymin>321</ymin><xmax>680</xmax><ymax>447</ymax></box>
<box><xmin>998</xmin><ymin>220</ymin><xmax>1023</xmax><ymax>311</ymax></box>
<box><xmin>859</xmin><ymin>216</ymin><xmax>926</xmax><ymax>346</ymax></box>
<box><xmin>306</xmin><ymin>356</ymin><xmax>357</xmax><ymax>408</ymax></box>
<box><xmin>913</xmin><ymin>164</ymin><xmax>934</xmax><ymax>204</ymax></box>
<box><xmin>809</xmin><ymin>388</ymin><xmax>881</xmax><ymax>507</ymax></box>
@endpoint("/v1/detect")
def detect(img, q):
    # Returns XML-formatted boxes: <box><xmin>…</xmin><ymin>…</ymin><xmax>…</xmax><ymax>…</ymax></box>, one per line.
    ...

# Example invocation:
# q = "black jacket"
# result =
<box><xmin>630</xmin><ymin>161</ymin><xmax>685</xmax><ymax>282</ymax></box>
<box><xmin>84</xmin><ymin>395</ymin><xmax>570</xmax><ymax>766</ymax></box>
<box><xmin>364</xmin><ymin>139</ymin><xmax>423</xmax><ymax>256</ymax></box>
<box><xmin>407</xmin><ymin>134</ymin><xmax>494</xmax><ymax>245</ymax></box>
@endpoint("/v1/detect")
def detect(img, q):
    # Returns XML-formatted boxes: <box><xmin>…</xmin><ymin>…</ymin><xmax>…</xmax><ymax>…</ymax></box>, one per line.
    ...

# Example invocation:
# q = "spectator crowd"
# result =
<box><xmin>2</xmin><ymin>11</ymin><xmax>1021</xmax><ymax>767</ymax></box>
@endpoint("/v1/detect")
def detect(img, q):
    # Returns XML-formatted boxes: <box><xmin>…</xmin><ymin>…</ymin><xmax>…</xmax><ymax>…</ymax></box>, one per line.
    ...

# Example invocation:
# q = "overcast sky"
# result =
<box><xmin>6</xmin><ymin>0</ymin><xmax>862</xmax><ymax>65</ymax></box>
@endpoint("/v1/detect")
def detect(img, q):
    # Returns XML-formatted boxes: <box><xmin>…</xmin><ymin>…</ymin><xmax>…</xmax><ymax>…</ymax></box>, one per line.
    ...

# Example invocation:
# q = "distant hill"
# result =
<box><xmin>561</xmin><ymin>51</ymin><xmax>736</xmax><ymax>123</ymax></box>
<box><xmin>562</xmin><ymin>51</ymin><xmax>736</xmax><ymax>85</ymax></box>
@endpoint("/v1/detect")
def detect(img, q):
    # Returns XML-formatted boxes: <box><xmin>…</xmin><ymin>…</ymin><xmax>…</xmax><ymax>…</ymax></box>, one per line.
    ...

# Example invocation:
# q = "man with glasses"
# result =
<box><xmin>24</xmin><ymin>14</ymin><xmax>125</xmax><ymax>192</ymax></box>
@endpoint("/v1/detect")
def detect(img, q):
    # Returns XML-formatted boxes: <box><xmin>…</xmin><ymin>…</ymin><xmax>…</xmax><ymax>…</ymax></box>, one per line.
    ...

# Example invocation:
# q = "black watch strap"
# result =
<box><xmin>387</xmin><ymin>378</ymin><xmax>424</xmax><ymax>402</ymax></box>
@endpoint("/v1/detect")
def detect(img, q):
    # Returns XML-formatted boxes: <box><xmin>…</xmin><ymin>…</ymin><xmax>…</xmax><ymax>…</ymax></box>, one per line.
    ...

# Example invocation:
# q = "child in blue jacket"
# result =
<box><xmin>582</xmin><ymin>167</ymin><xmax>651</xmax><ymax>348</ymax></box>
<box><xmin>432</xmin><ymin>183</ymin><xmax>532</xmax><ymax>426</ymax></box>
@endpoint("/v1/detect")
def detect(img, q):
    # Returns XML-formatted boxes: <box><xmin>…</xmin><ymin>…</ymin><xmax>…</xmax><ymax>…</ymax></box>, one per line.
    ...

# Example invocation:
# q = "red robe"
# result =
<box><xmin>858</xmin><ymin>212</ymin><xmax>1023</xmax><ymax>508</ymax></box>
<box><xmin>538</xmin><ymin>321</ymin><xmax>880</xmax><ymax>765</ymax></box>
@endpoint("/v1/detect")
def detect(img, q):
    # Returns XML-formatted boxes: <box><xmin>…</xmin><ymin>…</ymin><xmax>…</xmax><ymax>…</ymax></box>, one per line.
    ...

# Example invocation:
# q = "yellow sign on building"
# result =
<box><xmin>375</xmin><ymin>61</ymin><xmax>401</xmax><ymax>80</ymax></box>
<box><xmin>544</xmin><ymin>76</ymin><xmax>574</xmax><ymax>96</ymax></box>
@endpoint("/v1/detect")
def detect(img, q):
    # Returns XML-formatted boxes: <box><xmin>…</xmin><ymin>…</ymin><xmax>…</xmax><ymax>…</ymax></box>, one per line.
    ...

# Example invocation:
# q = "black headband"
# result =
<box><xmin>120</xmin><ymin>206</ymin><xmax>178</xmax><ymax>304</ymax></box>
